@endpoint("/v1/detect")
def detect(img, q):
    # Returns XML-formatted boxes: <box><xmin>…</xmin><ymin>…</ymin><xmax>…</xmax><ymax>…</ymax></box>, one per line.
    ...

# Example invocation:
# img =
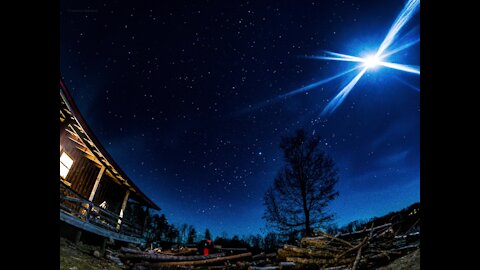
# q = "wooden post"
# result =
<box><xmin>141</xmin><ymin>206</ymin><xmax>150</xmax><ymax>236</ymax></box>
<box><xmin>74</xmin><ymin>230</ymin><xmax>82</xmax><ymax>245</ymax></box>
<box><xmin>101</xmin><ymin>237</ymin><xmax>107</xmax><ymax>256</ymax></box>
<box><xmin>117</xmin><ymin>190</ymin><xmax>130</xmax><ymax>230</ymax></box>
<box><xmin>89</xmin><ymin>165</ymin><xmax>105</xmax><ymax>201</ymax></box>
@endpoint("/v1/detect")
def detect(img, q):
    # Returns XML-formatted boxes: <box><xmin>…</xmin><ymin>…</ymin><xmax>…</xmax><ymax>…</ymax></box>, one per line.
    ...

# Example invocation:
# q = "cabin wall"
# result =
<box><xmin>60</xmin><ymin>125</ymin><xmax>100</xmax><ymax>199</ymax></box>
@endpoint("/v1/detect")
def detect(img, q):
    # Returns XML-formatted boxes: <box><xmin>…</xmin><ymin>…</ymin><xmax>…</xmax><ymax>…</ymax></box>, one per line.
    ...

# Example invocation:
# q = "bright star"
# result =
<box><xmin>285</xmin><ymin>0</ymin><xmax>420</xmax><ymax>116</ymax></box>
<box><xmin>237</xmin><ymin>0</ymin><xmax>420</xmax><ymax>118</ymax></box>
<box><xmin>364</xmin><ymin>55</ymin><xmax>381</xmax><ymax>68</ymax></box>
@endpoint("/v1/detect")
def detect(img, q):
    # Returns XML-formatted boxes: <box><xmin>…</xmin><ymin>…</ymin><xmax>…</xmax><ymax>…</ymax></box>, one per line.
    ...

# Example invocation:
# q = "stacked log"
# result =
<box><xmin>277</xmin><ymin>223</ymin><xmax>420</xmax><ymax>270</ymax></box>
<box><xmin>120</xmin><ymin>246</ymin><xmax>253</xmax><ymax>270</ymax></box>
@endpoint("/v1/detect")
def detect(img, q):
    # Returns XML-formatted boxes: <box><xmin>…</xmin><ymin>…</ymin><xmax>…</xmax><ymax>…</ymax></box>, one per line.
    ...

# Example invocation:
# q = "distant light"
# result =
<box><xmin>364</xmin><ymin>55</ymin><xmax>380</xmax><ymax>68</ymax></box>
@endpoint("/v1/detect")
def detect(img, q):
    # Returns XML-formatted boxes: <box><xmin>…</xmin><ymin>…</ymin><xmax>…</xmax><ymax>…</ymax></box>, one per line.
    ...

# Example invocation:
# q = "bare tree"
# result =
<box><xmin>204</xmin><ymin>228</ymin><xmax>212</xmax><ymax>240</ymax></box>
<box><xmin>179</xmin><ymin>223</ymin><xmax>188</xmax><ymax>244</ymax></box>
<box><xmin>263</xmin><ymin>129</ymin><xmax>339</xmax><ymax>237</ymax></box>
<box><xmin>187</xmin><ymin>226</ymin><xmax>197</xmax><ymax>244</ymax></box>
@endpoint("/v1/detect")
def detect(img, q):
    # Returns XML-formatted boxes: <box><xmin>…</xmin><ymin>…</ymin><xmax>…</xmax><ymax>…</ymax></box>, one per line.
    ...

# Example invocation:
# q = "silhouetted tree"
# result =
<box><xmin>264</xmin><ymin>232</ymin><xmax>280</xmax><ymax>252</ymax></box>
<box><xmin>166</xmin><ymin>225</ymin><xmax>179</xmax><ymax>243</ymax></box>
<box><xmin>179</xmin><ymin>224</ymin><xmax>188</xmax><ymax>244</ymax></box>
<box><xmin>204</xmin><ymin>228</ymin><xmax>212</xmax><ymax>240</ymax></box>
<box><xmin>187</xmin><ymin>226</ymin><xmax>197</xmax><ymax>244</ymax></box>
<box><xmin>263</xmin><ymin>129</ymin><xmax>339</xmax><ymax>237</ymax></box>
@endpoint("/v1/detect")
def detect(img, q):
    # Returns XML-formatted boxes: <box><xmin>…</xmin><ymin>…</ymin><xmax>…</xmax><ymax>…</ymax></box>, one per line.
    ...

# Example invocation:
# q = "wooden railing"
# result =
<box><xmin>60</xmin><ymin>181</ymin><xmax>143</xmax><ymax>238</ymax></box>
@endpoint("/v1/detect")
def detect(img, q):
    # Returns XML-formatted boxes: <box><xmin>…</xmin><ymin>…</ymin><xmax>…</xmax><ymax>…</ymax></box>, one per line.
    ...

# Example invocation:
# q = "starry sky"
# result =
<box><xmin>60</xmin><ymin>0</ymin><xmax>420</xmax><ymax>238</ymax></box>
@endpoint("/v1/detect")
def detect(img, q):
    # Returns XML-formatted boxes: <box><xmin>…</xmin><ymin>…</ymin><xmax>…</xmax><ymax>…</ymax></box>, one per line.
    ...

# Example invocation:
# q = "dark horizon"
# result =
<box><xmin>61</xmin><ymin>0</ymin><xmax>419</xmax><ymax>237</ymax></box>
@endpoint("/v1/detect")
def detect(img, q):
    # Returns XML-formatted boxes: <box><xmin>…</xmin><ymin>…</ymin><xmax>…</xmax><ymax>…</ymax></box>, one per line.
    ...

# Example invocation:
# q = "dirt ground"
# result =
<box><xmin>376</xmin><ymin>248</ymin><xmax>420</xmax><ymax>270</ymax></box>
<box><xmin>60</xmin><ymin>238</ymin><xmax>125</xmax><ymax>270</ymax></box>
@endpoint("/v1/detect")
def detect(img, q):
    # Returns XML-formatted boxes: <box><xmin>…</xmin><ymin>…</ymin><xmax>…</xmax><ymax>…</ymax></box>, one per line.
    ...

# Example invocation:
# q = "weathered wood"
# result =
<box><xmin>285</xmin><ymin>256</ymin><xmax>354</xmax><ymax>266</ymax></box>
<box><xmin>165</xmin><ymin>247</ymin><xmax>198</xmax><ymax>256</ymax></box>
<box><xmin>101</xmin><ymin>237</ymin><xmax>107</xmax><ymax>255</ymax></box>
<box><xmin>337</xmin><ymin>223</ymin><xmax>392</xmax><ymax>240</ymax></box>
<box><xmin>121</xmin><ymin>252</ymin><xmax>227</xmax><ymax>262</ymax></box>
<box><xmin>89</xmin><ymin>165</ymin><xmax>105</xmax><ymax>201</ymax></box>
<box><xmin>217</xmin><ymin>247</ymin><xmax>249</xmax><ymax>251</ymax></box>
<box><xmin>117</xmin><ymin>190</ymin><xmax>130</xmax><ymax>229</ymax></box>
<box><xmin>148</xmin><ymin>252</ymin><xmax>252</xmax><ymax>267</ymax></box>
<box><xmin>248</xmin><ymin>267</ymin><xmax>279</xmax><ymax>270</ymax></box>
<box><xmin>120</xmin><ymin>247</ymin><xmax>143</xmax><ymax>254</ymax></box>
<box><xmin>314</xmin><ymin>232</ymin><xmax>355</xmax><ymax>248</ymax></box>
<box><xmin>279</xmin><ymin>261</ymin><xmax>296</xmax><ymax>270</ymax></box>
<box><xmin>252</xmin><ymin>252</ymin><xmax>265</xmax><ymax>260</ymax></box>
<box><xmin>74</xmin><ymin>230</ymin><xmax>82</xmax><ymax>244</ymax></box>
<box><xmin>351</xmin><ymin>245</ymin><xmax>363</xmax><ymax>270</ymax></box>
<box><xmin>278</xmin><ymin>245</ymin><xmax>337</xmax><ymax>259</ymax></box>
<box><xmin>335</xmin><ymin>236</ymin><xmax>369</xmax><ymax>261</ymax></box>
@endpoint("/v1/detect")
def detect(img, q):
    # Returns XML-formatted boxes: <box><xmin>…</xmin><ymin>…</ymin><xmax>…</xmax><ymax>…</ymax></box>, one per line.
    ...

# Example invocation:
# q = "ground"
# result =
<box><xmin>376</xmin><ymin>249</ymin><xmax>420</xmax><ymax>270</ymax></box>
<box><xmin>60</xmin><ymin>238</ymin><xmax>125</xmax><ymax>270</ymax></box>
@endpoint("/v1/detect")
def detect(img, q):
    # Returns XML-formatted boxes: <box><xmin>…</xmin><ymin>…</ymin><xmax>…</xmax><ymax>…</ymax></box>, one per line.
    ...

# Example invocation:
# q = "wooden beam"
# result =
<box><xmin>117</xmin><ymin>190</ymin><xmax>130</xmax><ymax>230</ymax></box>
<box><xmin>89</xmin><ymin>165</ymin><xmax>106</xmax><ymax>201</ymax></box>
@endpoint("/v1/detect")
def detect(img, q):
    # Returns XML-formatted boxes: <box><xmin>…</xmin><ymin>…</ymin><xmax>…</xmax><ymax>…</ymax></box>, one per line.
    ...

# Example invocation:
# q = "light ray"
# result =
<box><xmin>321</xmin><ymin>67</ymin><xmax>368</xmax><ymax>116</ymax></box>
<box><xmin>392</xmin><ymin>76</ymin><xmax>420</xmax><ymax>92</ymax></box>
<box><xmin>380</xmin><ymin>25</ymin><xmax>420</xmax><ymax>58</ymax></box>
<box><xmin>279</xmin><ymin>66</ymin><xmax>362</xmax><ymax>98</ymax></box>
<box><xmin>304</xmin><ymin>55</ymin><xmax>364</xmax><ymax>63</ymax></box>
<box><xmin>325</xmin><ymin>51</ymin><xmax>364</xmax><ymax>61</ymax></box>
<box><xmin>233</xmin><ymin>66</ymin><xmax>361</xmax><ymax>116</ymax></box>
<box><xmin>380</xmin><ymin>37</ymin><xmax>420</xmax><ymax>58</ymax></box>
<box><xmin>376</xmin><ymin>0</ymin><xmax>420</xmax><ymax>57</ymax></box>
<box><xmin>378</xmin><ymin>61</ymin><xmax>420</xmax><ymax>74</ymax></box>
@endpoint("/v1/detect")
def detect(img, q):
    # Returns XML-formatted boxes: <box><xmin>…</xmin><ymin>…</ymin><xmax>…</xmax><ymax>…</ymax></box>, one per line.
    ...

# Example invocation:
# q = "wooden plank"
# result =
<box><xmin>89</xmin><ymin>165</ymin><xmax>105</xmax><ymax>201</ymax></box>
<box><xmin>60</xmin><ymin>210</ymin><xmax>145</xmax><ymax>245</ymax></box>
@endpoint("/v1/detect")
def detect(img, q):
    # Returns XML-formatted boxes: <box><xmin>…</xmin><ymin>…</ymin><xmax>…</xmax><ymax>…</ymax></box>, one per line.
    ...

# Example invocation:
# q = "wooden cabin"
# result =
<box><xmin>59</xmin><ymin>79</ymin><xmax>160</xmax><ymax>245</ymax></box>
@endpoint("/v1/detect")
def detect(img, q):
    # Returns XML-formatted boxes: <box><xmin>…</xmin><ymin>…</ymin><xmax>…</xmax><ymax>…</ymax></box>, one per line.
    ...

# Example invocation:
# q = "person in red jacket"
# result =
<box><xmin>203</xmin><ymin>239</ymin><xmax>212</xmax><ymax>256</ymax></box>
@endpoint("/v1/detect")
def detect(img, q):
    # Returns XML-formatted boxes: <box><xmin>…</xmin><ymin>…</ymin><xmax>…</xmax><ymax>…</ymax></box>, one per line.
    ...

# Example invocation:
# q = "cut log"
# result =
<box><xmin>146</xmin><ymin>252</ymin><xmax>252</xmax><ymax>267</ymax></box>
<box><xmin>121</xmin><ymin>252</ymin><xmax>226</xmax><ymax>262</ymax></box>
<box><xmin>120</xmin><ymin>247</ymin><xmax>144</xmax><ymax>254</ymax></box>
<box><xmin>335</xmin><ymin>236</ymin><xmax>369</xmax><ymax>261</ymax></box>
<box><xmin>252</xmin><ymin>252</ymin><xmax>266</xmax><ymax>260</ymax></box>
<box><xmin>217</xmin><ymin>247</ymin><xmax>249</xmax><ymax>251</ymax></box>
<box><xmin>286</xmin><ymin>256</ymin><xmax>354</xmax><ymax>266</ymax></box>
<box><xmin>314</xmin><ymin>232</ymin><xmax>355</xmax><ymax>248</ymax></box>
<box><xmin>351</xmin><ymin>245</ymin><xmax>363</xmax><ymax>270</ymax></box>
<box><xmin>278</xmin><ymin>245</ymin><xmax>338</xmax><ymax>259</ymax></box>
<box><xmin>279</xmin><ymin>261</ymin><xmax>296</xmax><ymax>270</ymax></box>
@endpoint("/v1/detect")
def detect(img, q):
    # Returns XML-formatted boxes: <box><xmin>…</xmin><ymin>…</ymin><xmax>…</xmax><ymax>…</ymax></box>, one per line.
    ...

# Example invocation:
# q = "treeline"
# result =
<box><xmin>139</xmin><ymin>202</ymin><xmax>419</xmax><ymax>252</ymax></box>
<box><xmin>140</xmin><ymin>211</ymin><xmax>291</xmax><ymax>252</ymax></box>
<box><xmin>324</xmin><ymin>202</ymin><xmax>420</xmax><ymax>235</ymax></box>
<box><xmin>142</xmin><ymin>212</ymin><xmax>199</xmax><ymax>248</ymax></box>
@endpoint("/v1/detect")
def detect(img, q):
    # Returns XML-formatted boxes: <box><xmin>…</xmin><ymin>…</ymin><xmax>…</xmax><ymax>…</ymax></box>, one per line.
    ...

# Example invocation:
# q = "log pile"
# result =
<box><xmin>277</xmin><ymin>222</ymin><xmax>420</xmax><ymax>270</ymax></box>
<box><xmin>119</xmin><ymin>246</ymin><xmax>254</xmax><ymax>270</ymax></box>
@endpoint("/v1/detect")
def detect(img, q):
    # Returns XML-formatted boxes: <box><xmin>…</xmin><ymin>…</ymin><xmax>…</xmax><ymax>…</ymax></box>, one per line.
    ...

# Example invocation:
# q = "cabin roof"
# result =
<box><xmin>60</xmin><ymin>78</ymin><xmax>160</xmax><ymax>210</ymax></box>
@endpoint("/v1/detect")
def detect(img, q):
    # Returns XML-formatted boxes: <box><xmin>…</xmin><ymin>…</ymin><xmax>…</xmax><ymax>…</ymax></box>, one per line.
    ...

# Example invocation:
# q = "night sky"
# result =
<box><xmin>60</xmin><ymin>0</ymin><xmax>420</xmax><ymax>238</ymax></box>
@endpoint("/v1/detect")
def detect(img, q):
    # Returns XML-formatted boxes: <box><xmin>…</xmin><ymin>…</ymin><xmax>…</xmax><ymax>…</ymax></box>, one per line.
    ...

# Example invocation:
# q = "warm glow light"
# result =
<box><xmin>60</xmin><ymin>152</ymin><xmax>74</xmax><ymax>178</ymax></box>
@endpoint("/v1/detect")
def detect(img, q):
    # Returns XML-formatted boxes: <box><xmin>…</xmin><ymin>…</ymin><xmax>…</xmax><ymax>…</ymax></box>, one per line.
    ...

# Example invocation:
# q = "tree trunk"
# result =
<box><xmin>301</xmin><ymin>188</ymin><xmax>311</xmax><ymax>236</ymax></box>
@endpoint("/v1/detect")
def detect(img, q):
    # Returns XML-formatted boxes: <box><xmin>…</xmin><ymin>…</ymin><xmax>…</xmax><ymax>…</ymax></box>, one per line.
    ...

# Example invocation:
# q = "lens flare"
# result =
<box><xmin>364</xmin><ymin>55</ymin><xmax>381</xmax><ymax>68</ymax></box>
<box><xmin>240</xmin><ymin>0</ymin><xmax>420</xmax><ymax>117</ymax></box>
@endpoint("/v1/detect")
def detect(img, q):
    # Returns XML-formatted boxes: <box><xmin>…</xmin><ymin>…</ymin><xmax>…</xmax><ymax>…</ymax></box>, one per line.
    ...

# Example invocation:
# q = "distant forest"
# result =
<box><xmin>137</xmin><ymin>201</ymin><xmax>419</xmax><ymax>253</ymax></box>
